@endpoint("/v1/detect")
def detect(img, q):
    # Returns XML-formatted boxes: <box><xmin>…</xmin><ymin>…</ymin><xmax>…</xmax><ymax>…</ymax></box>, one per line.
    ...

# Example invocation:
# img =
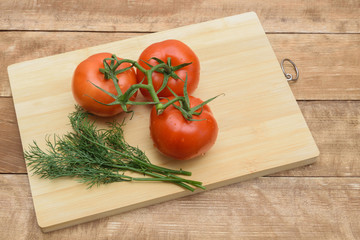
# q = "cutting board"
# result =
<box><xmin>8</xmin><ymin>12</ymin><xmax>319</xmax><ymax>232</ymax></box>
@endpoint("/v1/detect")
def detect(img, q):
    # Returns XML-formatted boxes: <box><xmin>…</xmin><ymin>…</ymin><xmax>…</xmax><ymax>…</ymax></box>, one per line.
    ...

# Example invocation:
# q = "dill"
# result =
<box><xmin>24</xmin><ymin>106</ymin><xmax>204</xmax><ymax>191</ymax></box>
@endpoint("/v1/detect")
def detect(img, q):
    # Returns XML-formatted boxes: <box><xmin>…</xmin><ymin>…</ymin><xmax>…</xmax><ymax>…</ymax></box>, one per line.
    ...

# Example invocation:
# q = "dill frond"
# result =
<box><xmin>24</xmin><ymin>106</ymin><xmax>204</xmax><ymax>191</ymax></box>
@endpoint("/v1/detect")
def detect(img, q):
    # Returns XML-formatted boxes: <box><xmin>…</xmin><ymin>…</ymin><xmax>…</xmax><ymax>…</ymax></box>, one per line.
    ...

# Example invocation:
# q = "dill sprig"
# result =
<box><xmin>24</xmin><ymin>106</ymin><xmax>205</xmax><ymax>191</ymax></box>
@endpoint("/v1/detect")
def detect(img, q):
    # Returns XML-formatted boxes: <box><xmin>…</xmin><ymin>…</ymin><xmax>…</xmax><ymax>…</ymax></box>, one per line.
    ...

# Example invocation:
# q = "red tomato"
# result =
<box><xmin>72</xmin><ymin>53</ymin><xmax>137</xmax><ymax>117</ymax></box>
<box><xmin>150</xmin><ymin>96</ymin><xmax>218</xmax><ymax>160</ymax></box>
<box><xmin>136</xmin><ymin>39</ymin><xmax>200</xmax><ymax>99</ymax></box>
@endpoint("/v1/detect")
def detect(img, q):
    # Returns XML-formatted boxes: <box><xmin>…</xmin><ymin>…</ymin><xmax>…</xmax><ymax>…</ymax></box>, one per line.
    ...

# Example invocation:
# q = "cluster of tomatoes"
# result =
<box><xmin>72</xmin><ymin>40</ymin><xmax>218</xmax><ymax>160</ymax></box>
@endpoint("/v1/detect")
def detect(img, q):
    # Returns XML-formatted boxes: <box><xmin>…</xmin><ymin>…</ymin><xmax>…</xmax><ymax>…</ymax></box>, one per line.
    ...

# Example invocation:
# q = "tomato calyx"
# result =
<box><xmin>141</xmin><ymin>57</ymin><xmax>192</xmax><ymax>94</ymax></box>
<box><xmin>99</xmin><ymin>57</ymin><xmax>134</xmax><ymax>81</ymax></box>
<box><xmin>157</xmin><ymin>76</ymin><xmax>222</xmax><ymax>121</ymax></box>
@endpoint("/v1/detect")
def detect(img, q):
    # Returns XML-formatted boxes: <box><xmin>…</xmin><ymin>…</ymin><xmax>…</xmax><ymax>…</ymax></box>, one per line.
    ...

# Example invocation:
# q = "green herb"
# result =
<box><xmin>24</xmin><ymin>106</ymin><xmax>205</xmax><ymax>191</ymax></box>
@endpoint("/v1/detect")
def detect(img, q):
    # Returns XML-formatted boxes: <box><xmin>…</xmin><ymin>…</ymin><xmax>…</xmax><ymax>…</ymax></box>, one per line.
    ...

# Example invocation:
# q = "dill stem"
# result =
<box><xmin>74</xmin><ymin>130</ymin><xmax>192</xmax><ymax>176</ymax></box>
<box><xmin>105</xmin><ymin>163</ymin><xmax>199</xmax><ymax>191</ymax></box>
<box><xmin>138</xmin><ymin>170</ymin><xmax>195</xmax><ymax>192</ymax></box>
<box><xmin>167</xmin><ymin>173</ymin><xmax>206</xmax><ymax>190</ymax></box>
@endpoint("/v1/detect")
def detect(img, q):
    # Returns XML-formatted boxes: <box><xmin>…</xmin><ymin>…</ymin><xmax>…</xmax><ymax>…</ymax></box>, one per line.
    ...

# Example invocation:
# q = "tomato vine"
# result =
<box><xmin>93</xmin><ymin>54</ymin><xmax>220</xmax><ymax>121</ymax></box>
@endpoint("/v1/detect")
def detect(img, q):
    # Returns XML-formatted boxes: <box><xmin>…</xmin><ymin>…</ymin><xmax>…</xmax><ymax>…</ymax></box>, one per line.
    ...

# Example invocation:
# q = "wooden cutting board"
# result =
<box><xmin>8</xmin><ymin>12</ymin><xmax>319</xmax><ymax>232</ymax></box>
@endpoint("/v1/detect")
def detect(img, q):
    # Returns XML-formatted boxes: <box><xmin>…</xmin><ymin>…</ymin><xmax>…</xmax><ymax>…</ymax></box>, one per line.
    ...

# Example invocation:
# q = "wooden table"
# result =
<box><xmin>1</xmin><ymin>1</ymin><xmax>359</xmax><ymax>239</ymax></box>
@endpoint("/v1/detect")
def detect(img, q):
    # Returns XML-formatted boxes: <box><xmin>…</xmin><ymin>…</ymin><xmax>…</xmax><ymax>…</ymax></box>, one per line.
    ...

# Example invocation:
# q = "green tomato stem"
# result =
<box><xmin>156</xmin><ymin>96</ymin><xmax>184</xmax><ymax>113</ymax></box>
<box><xmin>106</xmin><ymin>58</ymin><xmax>168</xmax><ymax>111</ymax></box>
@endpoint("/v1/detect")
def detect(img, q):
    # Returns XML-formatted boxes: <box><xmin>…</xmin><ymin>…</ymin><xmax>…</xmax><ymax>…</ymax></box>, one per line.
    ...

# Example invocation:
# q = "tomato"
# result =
<box><xmin>150</xmin><ymin>96</ymin><xmax>218</xmax><ymax>160</ymax></box>
<box><xmin>72</xmin><ymin>53</ymin><xmax>137</xmax><ymax>117</ymax></box>
<box><xmin>136</xmin><ymin>39</ymin><xmax>200</xmax><ymax>99</ymax></box>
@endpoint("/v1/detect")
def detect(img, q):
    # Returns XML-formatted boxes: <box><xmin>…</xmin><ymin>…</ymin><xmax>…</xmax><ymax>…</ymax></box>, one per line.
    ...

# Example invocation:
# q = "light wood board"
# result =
<box><xmin>7</xmin><ymin>12</ymin><xmax>319</xmax><ymax>232</ymax></box>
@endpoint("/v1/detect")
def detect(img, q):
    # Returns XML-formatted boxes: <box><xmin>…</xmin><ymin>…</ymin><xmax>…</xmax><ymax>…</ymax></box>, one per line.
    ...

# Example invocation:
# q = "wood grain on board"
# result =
<box><xmin>0</xmin><ymin>0</ymin><xmax>359</xmax><ymax>33</ymax></box>
<box><xmin>2</xmin><ymin>32</ymin><xmax>359</xmax><ymax>99</ymax></box>
<box><xmin>1</xmin><ymin>174</ymin><xmax>359</xmax><ymax>239</ymax></box>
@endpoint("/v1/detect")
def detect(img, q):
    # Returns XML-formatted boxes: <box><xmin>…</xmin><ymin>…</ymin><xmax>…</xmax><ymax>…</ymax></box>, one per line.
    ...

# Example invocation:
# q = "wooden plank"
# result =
<box><xmin>0</xmin><ymin>31</ymin><xmax>142</xmax><ymax>96</ymax></box>
<box><xmin>0</xmin><ymin>0</ymin><xmax>359</xmax><ymax>33</ymax></box>
<box><xmin>2</xmin><ymin>32</ymin><xmax>359</xmax><ymax>99</ymax></box>
<box><xmin>1</xmin><ymin>98</ymin><xmax>359</xmax><ymax>177</ymax></box>
<box><xmin>1</xmin><ymin>174</ymin><xmax>359</xmax><ymax>239</ymax></box>
<box><xmin>7</xmin><ymin>13</ymin><xmax>319</xmax><ymax>231</ymax></box>
<box><xmin>268</xmin><ymin>33</ymin><xmax>360</xmax><ymax>100</ymax></box>
<box><xmin>0</xmin><ymin>97</ymin><xmax>25</xmax><ymax>173</ymax></box>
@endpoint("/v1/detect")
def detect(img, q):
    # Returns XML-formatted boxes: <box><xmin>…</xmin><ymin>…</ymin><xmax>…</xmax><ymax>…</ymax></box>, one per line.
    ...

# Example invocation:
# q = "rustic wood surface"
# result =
<box><xmin>0</xmin><ymin>0</ymin><xmax>359</xmax><ymax>239</ymax></box>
